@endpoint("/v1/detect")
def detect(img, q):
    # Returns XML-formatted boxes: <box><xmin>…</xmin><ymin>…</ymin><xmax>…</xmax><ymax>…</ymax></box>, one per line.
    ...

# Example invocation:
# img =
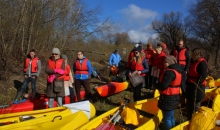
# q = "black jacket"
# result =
<box><xmin>155</xmin><ymin>64</ymin><xmax>182</xmax><ymax>111</ymax></box>
<box><xmin>186</xmin><ymin>60</ymin><xmax>208</xmax><ymax>101</ymax></box>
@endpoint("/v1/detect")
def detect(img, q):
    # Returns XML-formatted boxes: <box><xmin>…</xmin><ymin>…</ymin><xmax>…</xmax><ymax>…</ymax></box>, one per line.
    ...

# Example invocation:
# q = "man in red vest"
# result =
<box><xmin>171</xmin><ymin>40</ymin><xmax>190</xmax><ymax>106</ymax></box>
<box><xmin>14</xmin><ymin>49</ymin><xmax>41</xmax><ymax>103</ymax></box>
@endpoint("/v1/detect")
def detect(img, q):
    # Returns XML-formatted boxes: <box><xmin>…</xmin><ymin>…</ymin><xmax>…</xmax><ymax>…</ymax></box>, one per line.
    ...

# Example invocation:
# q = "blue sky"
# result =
<box><xmin>83</xmin><ymin>0</ymin><xmax>196</xmax><ymax>43</ymax></box>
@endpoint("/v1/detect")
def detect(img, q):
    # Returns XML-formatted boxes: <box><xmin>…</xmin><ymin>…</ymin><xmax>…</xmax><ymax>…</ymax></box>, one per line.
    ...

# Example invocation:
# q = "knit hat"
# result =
<box><xmin>165</xmin><ymin>56</ymin><xmax>177</xmax><ymax>65</ymax></box>
<box><xmin>52</xmin><ymin>48</ymin><xmax>60</xmax><ymax>55</ymax></box>
<box><xmin>115</xmin><ymin>49</ymin><xmax>119</xmax><ymax>52</ymax></box>
<box><xmin>134</xmin><ymin>46</ymin><xmax>142</xmax><ymax>53</ymax></box>
<box><xmin>62</xmin><ymin>54</ymin><xmax>67</xmax><ymax>60</ymax></box>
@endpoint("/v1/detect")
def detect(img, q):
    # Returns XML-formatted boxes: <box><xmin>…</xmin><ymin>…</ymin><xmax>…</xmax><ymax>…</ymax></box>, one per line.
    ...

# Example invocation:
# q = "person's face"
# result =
<box><xmin>52</xmin><ymin>53</ymin><xmax>59</xmax><ymax>59</ymax></box>
<box><xmin>77</xmin><ymin>52</ymin><xmax>83</xmax><ymax>59</ymax></box>
<box><xmin>178</xmin><ymin>41</ymin><xmax>184</xmax><ymax>48</ymax></box>
<box><xmin>134</xmin><ymin>51</ymin><xmax>140</xmax><ymax>56</ymax></box>
<box><xmin>156</xmin><ymin>49</ymin><xmax>161</xmax><ymax>54</ymax></box>
<box><xmin>29</xmin><ymin>52</ymin><xmax>35</xmax><ymax>58</ymax></box>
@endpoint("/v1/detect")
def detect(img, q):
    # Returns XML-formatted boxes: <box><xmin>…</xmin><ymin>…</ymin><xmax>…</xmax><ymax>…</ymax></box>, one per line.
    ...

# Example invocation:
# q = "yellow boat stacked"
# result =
<box><xmin>78</xmin><ymin>98</ymin><xmax>162</xmax><ymax>130</ymax></box>
<box><xmin>0</xmin><ymin>101</ymin><xmax>96</xmax><ymax>130</ymax></box>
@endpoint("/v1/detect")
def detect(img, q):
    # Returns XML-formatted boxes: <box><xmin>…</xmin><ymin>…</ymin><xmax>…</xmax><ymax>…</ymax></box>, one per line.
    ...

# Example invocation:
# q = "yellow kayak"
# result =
<box><xmin>13</xmin><ymin>111</ymin><xmax>90</xmax><ymax>130</ymax></box>
<box><xmin>78</xmin><ymin>98</ymin><xmax>162</xmax><ymax>130</ymax></box>
<box><xmin>0</xmin><ymin>101</ymin><xmax>96</xmax><ymax>130</ymax></box>
<box><xmin>171</xmin><ymin>95</ymin><xmax>220</xmax><ymax>130</ymax></box>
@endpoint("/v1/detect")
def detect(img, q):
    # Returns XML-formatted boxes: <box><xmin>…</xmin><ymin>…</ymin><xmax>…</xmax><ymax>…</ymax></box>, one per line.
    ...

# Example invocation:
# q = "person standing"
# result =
<box><xmin>109</xmin><ymin>49</ymin><xmax>121</xmax><ymax>78</ymax></box>
<box><xmin>144</xmin><ymin>43</ymin><xmax>156</xmax><ymax>91</ymax></box>
<box><xmin>154</xmin><ymin>55</ymin><xmax>182</xmax><ymax>130</ymax></box>
<box><xmin>14</xmin><ymin>49</ymin><xmax>41</xmax><ymax>103</ymax></box>
<box><xmin>128</xmin><ymin>46</ymin><xmax>149</xmax><ymax>102</ymax></box>
<box><xmin>171</xmin><ymin>39</ymin><xmax>190</xmax><ymax>106</ymax></box>
<box><xmin>45</xmin><ymin>48</ymin><xmax>65</xmax><ymax>108</ymax></box>
<box><xmin>151</xmin><ymin>46</ymin><xmax>166</xmax><ymax>91</ymax></box>
<box><xmin>186</xmin><ymin>47</ymin><xmax>208</xmax><ymax>119</ymax></box>
<box><xmin>61</xmin><ymin>54</ymin><xmax>74</xmax><ymax>103</ymax></box>
<box><xmin>73</xmin><ymin>51</ymin><xmax>92</xmax><ymax>102</ymax></box>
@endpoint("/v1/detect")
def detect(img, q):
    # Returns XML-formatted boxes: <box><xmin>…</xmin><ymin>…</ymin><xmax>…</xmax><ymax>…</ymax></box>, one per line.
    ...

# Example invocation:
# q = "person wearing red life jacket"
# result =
<box><xmin>151</xmin><ymin>46</ymin><xmax>166</xmax><ymax>92</ymax></box>
<box><xmin>171</xmin><ymin>39</ymin><xmax>190</xmax><ymax>106</ymax></box>
<box><xmin>144</xmin><ymin>43</ymin><xmax>156</xmax><ymax>91</ymax></box>
<box><xmin>45</xmin><ymin>48</ymin><xmax>65</xmax><ymax>108</ymax></box>
<box><xmin>154</xmin><ymin>55</ymin><xmax>182</xmax><ymax>130</ymax></box>
<box><xmin>157</xmin><ymin>42</ymin><xmax>170</xmax><ymax>56</ymax></box>
<box><xmin>60</xmin><ymin>54</ymin><xmax>74</xmax><ymax>103</ymax></box>
<box><xmin>127</xmin><ymin>46</ymin><xmax>149</xmax><ymax>102</ymax></box>
<box><xmin>73</xmin><ymin>51</ymin><xmax>92</xmax><ymax>102</ymax></box>
<box><xmin>186</xmin><ymin>47</ymin><xmax>208</xmax><ymax>120</ymax></box>
<box><xmin>14</xmin><ymin>49</ymin><xmax>42</xmax><ymax>103</ymax></box>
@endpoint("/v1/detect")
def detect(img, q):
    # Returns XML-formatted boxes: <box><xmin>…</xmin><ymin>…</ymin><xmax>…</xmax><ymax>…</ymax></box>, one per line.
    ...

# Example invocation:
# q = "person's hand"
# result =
<box><xmin>24</xmin><ymin>75</ymin><xmax>28</xmax><ymax>78</ymax></box>
<box><xmin>32</xmin><ymin>75</ymin><xmax>36</xmax><ymax>79</ymax></box>
<box><xmin>128</xmin><ymin>72</ymin><xmax>132</xmax><ymax>77</ymax></box>
<box><xmin>137</xmin><ymin>71</ymin><xmax>142</xmax><ymax>75</ymax></box>
<box><xmin>54</xmin><ymin>69</ymin><xmax>65</xmax><ymax>75</ymax></box>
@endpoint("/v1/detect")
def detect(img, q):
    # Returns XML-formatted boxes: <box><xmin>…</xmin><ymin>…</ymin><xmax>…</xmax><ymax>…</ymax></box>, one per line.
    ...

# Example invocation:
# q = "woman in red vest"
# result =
<box><xmin>154</xmin><ymin>55</ymin><xmax>182</xmax><ymax>130</ymax></box>
<box><xmin>45</xmin><ymin>48</ymin><xmax>65</xmax><ymax>108</ymax></box>
<box><xmin>186</xmin><ymin>47</ymin><xmax>208</xmax><ymax>119</ymax></box>
<box><xmin>127</xmin><ymin>46</ymin><xmax>149</xmax><ymax>102</ymax></box>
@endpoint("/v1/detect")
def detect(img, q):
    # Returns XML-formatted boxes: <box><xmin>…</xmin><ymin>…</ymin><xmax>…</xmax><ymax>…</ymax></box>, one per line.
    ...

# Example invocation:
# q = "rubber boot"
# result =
<box><xmin>14</xmin><ymin>92</ymin><xmax>23</xmax><ymax>102</ymax></box>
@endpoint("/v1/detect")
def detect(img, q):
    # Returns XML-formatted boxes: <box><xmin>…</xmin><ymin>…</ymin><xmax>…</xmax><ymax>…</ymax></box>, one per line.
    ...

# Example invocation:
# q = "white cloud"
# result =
<box><xmin>117</xmin><ymin>4</ymin><xmax>158</xmax><ymax>43</ymax></box>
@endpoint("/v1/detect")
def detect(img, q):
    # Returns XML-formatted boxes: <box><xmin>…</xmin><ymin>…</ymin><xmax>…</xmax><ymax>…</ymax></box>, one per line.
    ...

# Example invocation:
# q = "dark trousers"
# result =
<box><xmin>145</xmin><ymin>66</ymin><xmax>153</xmax><ymax>89</ymax></box>
<box><xmin>20</xmin><ymin>77</ymin><xmax>36</xmax><ymax>94</ymax></box>
<box><xmin>132</xmin><ymin>77</ymin><xmax>144</xmax><ymax>102</ymax></box>
<box><xmin>74</xmin><ymin>79</ymin><xmax>91</xmax><ymax>101</ymax></box>
<box><xmin>186</xmin><ymin>99</ymin><xmax>201</xmax><ymax>120</ymax></box>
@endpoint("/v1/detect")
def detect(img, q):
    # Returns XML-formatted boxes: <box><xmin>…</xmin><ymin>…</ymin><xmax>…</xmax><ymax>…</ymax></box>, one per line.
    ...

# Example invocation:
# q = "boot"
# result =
<box><xmin>14</xmin><ymin>92</ymin><xmax>23</xmax><ymax>102</ymax></box>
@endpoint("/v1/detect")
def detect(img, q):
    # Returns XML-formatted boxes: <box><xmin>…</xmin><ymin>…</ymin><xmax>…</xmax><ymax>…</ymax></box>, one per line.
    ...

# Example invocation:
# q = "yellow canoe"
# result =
<box><xmin>78</xmin><ymin>98</ymin><xmax>162</xmax><ymax>130</ymax></box>
<box><xmin>13</xmin><ymin>111</ymin><xmax>90</xmax><ymax>130</ymax></box>
<box><xmin>171</xmin><ymin>94</ymin><xmax>220</xmax><ymax>130</ymax></box>
<box><xmin>0</xmin><ymin>101</ymin><xmax>96</xmax><ymax>130</ymax></box>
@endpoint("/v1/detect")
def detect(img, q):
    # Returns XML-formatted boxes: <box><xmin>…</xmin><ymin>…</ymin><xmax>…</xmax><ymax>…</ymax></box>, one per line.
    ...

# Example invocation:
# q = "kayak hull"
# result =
<box><xmin>79</xmin><ymin>98</ymin><xmax>162</xmax><ymax>130</ymax></box>
<box><xmin>95</xmin><ymin>81</ymin><xmax>128</xmax><ymax>97</ymax></box>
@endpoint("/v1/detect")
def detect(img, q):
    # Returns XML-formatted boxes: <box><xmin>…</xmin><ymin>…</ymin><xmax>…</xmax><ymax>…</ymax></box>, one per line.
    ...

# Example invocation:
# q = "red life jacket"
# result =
<box><xmin>23</xmin><ymin>57</ymin><xmax>39</xmax><ymax>73</ymax></box>
<box><xmin>159</xmin><ymin>69</ymin><xmax>181</xmax><ymax>95</ymax></box>
<box><xmin>130</xmin><ymin>57</ymin><xmax>146</xmax><ymax>76</ymax></box>
<box><xmin>74</xmin><ymin>58</ymin><xmax>89</xmax><ymax>74</ymax></box>
<box><xmin>59</xmin><ymin>64</ymin><xmax>70</xmax><ymax>81</ymax></box>
<box><xmin>173</xmin><ymin>48</ymin><xmax>187</xmax><ymax>66</ymax></box>
<box><xmin>187</xmin><ymin>58</ymin><xmax>207</xmax><ymax>86</ymax></box>
<box><xmin>144</xmin><ymin>48</ymin><xmax>155</xmax><ymax>66</ymax></box>
<box><xmin>47</xmin><ymin>58</ymin><xmax>64</xmax><ymax>80</ymax></box>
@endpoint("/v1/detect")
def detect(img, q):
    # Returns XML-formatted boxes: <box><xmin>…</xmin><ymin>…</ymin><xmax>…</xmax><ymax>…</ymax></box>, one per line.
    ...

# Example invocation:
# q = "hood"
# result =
<box><xmin>168</xmin><ymin>64</ymin><xmax>183</xmax><ymax>73</ymax></box>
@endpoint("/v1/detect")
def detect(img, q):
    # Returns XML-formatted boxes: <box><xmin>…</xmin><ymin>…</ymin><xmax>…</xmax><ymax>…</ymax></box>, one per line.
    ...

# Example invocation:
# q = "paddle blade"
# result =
<box><xmin>96</xmin><ymin>122</ymin><xmax>115</xmax><ymax>130</ymax></box>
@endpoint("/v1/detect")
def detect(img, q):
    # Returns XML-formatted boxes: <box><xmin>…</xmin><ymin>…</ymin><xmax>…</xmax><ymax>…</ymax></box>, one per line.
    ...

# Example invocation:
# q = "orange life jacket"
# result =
<box><xmin>47</xmin><ymin>58</ymin><xmax>64</xmax><ymax>80</ymax></box>
<box><xmin>110</xmin><ymin>66</ymin><xmax>118</xmax><ymax>75</ymax></box>
<box><xmin>144</xmin><ymin>48</ymin><xmax>155</xmax><ymax>66</ymax></box>
<box><xmin>159</xmin><ymin>69</ymin><xmax>181</xmax><ymax>95</ymax></box>
<box><xmin>74</xmin><ymin>58</ymin><xmax>89</xmax><ymax>74</ymax></box>
<box><xmin>23</xmin><ymin>57</ymin><xmax>39</xmax><ymax>73</ymax></box>
<box><xmin>130</xmin><ymin>57</ymin><xmax>146</xmax><ymax>76</ymax></box>
<box><xmin>173</xmin><ymin>48</ymin><xmax>187</xmax><ymax>66</ymax></box>
<box><xmin>59</xmin><ymin>64</ymin><xmax>70</xmax><ymax>81</ymax></box>
<box><xmin>187</xmin><ymin>58</ymin><xmax>207</xmax><ymax>86</ymax></box>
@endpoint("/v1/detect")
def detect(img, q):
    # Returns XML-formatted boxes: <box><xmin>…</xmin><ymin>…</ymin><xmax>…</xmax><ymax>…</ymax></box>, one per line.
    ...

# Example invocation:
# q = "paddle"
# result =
<box><xmin>96</xmin><ymin>98</ymin><xmax>130</xmax><ymax>130</ymax></box>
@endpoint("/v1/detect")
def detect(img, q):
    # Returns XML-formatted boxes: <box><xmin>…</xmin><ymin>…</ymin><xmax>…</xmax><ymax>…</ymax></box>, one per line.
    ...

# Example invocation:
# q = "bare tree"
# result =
<box><xmin>151</xmin><ymin>12</ymin><xmax>187</xmax><ymax>49</ymax></box>
<box><xmin>188</xmin><ymin>0</ymin><xmax>220</xmax><ymax>67</ymax></box>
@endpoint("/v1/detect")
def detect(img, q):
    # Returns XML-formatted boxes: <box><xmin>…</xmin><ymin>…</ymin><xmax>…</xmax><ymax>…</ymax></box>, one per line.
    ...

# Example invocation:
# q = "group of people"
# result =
<box><xmin>14</xmin><ymin>48</ymin><xmax>93</xmax><ymax>108</ymax></box>
<box><xmin>126</xmin><ymin>40</ymin><xmax>208</xmax><ymax>130</ymax></box>
<box><xmin>14</xmin><ymin>41</ymin><xmax>208</xmax><ymax>130</ymax></box>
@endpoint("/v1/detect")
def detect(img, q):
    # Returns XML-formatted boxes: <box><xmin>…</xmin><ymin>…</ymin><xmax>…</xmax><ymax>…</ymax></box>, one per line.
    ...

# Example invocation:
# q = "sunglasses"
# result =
<box><xmin>52</xmin><ymin>53</ymin><xmax>58</xmax><ymax>55</ymax></box>
<box><xmin>134</xmin><ymin>51</ymin><xmax>139</xmax><ymax>54</ymax></box>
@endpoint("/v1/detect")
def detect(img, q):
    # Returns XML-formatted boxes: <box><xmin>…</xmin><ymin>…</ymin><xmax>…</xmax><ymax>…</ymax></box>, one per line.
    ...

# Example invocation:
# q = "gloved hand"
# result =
<box><xmin>48</xmin><ymin>74</ymin><xmax>56</xmax><ymax>83</ymax></box>
<box><xmin>54</xmin><ymin>69</ymin><xmax>65</xmax><ymax>75</ymax></box>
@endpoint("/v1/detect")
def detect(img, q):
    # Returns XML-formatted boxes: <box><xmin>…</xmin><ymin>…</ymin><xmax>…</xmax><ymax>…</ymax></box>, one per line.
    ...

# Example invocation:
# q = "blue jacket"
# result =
<box><xmin>109</xmin><ymin>53</ymin><xmax>121</xmax><ymax>67</ymax></box>
<box><xmin>73</xmin><ymin>56</ymin><xmax>92</xmax><ymax>80</ymax></box>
